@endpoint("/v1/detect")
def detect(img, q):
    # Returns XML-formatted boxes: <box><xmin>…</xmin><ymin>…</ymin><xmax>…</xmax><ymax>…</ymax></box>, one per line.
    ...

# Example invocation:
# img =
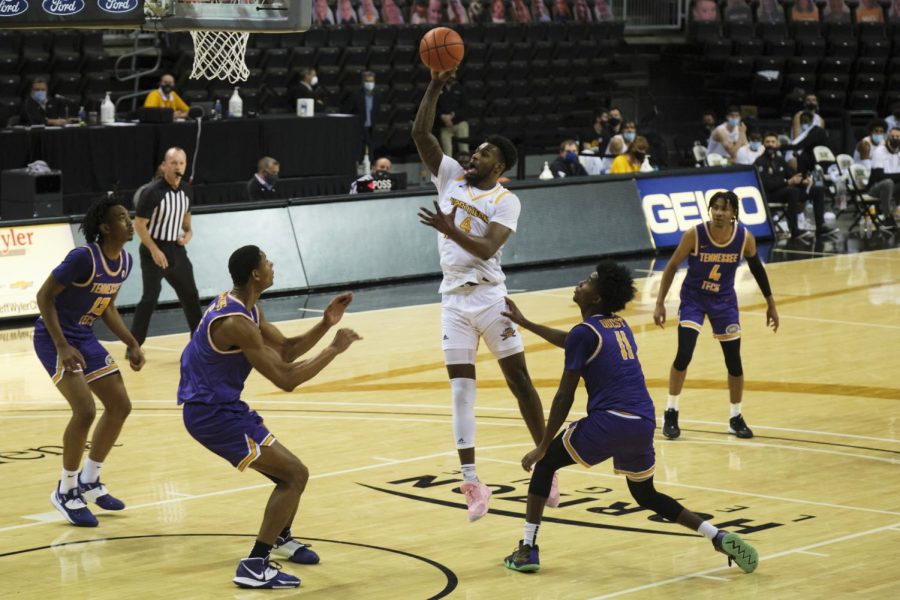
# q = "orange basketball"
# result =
<box><xmin>419</xmin><ymin>27</ymin><xmax>465</xmax><ymax>72</ymax></box>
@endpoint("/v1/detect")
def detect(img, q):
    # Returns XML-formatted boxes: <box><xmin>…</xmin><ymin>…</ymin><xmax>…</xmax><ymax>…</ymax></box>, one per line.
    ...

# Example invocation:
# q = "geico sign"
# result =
<box><xmin>641</xmin><ymin>186</ymin><xmax>767</xmax><ymax>234</ymax></box>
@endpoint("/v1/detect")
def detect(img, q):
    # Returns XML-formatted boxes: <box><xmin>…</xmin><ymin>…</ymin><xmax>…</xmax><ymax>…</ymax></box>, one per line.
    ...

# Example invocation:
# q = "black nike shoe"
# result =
<box><xmin>663</xmin><ymin>408</ymin><xmax>680</xmax><ymax>439</ymax></box>
<box><xmin>728</xmin><ymin>414</ymin><xmax>753</xmax><ymax>439</ymax></box>
<box><xmin>713</xmin><ymin>531</ymin><xmax>759</xmax><ymax>573</ymax></box>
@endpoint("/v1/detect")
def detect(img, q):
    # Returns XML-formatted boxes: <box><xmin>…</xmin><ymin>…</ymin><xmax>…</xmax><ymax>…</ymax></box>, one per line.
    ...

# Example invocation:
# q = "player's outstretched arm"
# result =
<box><xmin>418</xmin><ymin>201</ymin><xmax>512</xmax><ymax>260</ymax></box>
<box><xmin>412</xmin><ymin>69</ymin><xmax>455</xmax><ymax>177</ymax></box>
<box><xmin>502</xmin><ymin>297</ymin><xmax>568</xmax><ymax>348</ymax></box>
<box><xmin>218</xmin><ymin>316</ymin><xmax>361</xmax><ymax>392</ymax></box>
<box><xmin>521</xmin><ymin>370</ymin><xmax>580</xmax><ymax>471</ymax></box>
<box><xmin>100</xmin><ymin>298</ymin><xmax>144</xmax><ymax>370</ymax></box>
<box><xmin>743</xmin><ymin>232</ymin><xmax>779</xmax><ymax>332</ymax></box>
<box><xmin>259</xmin><ymin>293</ymin><xmax>353</xmax><ymax>362</ymax></box>
<box><xmin>654</xmin><ymin>227</ymin><xmax>697</xmax><ymax>328</ymax></box>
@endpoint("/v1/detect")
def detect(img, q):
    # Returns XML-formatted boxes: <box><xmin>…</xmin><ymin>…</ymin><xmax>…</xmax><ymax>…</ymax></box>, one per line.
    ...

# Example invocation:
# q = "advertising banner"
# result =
<box><xmin>0</xmin><ymin>0</ymin><xmax>144</xmax><ymax>29</ymax></box>
<box><xmin>0</xmin><ymin>224</ymin><xmax>75</xmax><ymax>319</ymax></box>
<box><xmin>635</xmin><ymin>169</ymin><xmax>774</xmax><ymax>250</ymax></box>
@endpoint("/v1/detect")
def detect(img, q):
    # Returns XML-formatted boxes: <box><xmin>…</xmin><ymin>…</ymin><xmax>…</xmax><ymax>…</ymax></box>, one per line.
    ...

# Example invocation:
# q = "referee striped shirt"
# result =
<box><xmin>136</xmin><ymin>178</ymin><xmax>193</xmax><ymax>242</ymax></box>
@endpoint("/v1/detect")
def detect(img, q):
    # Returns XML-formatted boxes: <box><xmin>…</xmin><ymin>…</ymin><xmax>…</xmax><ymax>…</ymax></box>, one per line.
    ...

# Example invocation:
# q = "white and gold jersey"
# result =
<box><xmin>432</xmin><ymin>155</ymin><xmax>521</xmax><ymax>294</ymax></box>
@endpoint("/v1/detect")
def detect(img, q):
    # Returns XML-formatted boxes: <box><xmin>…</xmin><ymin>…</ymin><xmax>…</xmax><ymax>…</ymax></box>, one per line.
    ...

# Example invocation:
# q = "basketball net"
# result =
<box><xmin>189</xmin><ymin>29</ymin><xmax>250</xmax><ymax>83</ymax></box>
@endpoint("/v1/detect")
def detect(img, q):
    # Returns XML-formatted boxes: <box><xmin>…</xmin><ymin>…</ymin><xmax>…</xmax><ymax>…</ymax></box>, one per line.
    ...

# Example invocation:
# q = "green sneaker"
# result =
<box><xmin>713</xmin><ymin>532</ymin><xmax>759</xmax><ymax>573</ymax></box>
<box><xmin>504</xmin><ymin>540</ymin><xmax>540</xmax><ymax>573</ymax></box>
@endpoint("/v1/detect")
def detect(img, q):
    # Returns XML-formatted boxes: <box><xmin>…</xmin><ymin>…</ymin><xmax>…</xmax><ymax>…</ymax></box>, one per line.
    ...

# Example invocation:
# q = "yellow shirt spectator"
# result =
<box><xmin>144</xmin><ymin>89</ymin><xmax>190</xmax><ymax>114</ymax></box>
<box><xmin>609</xmin><ymin>154</ymin><xmax>642</xmax><ymax>174</ymax></box>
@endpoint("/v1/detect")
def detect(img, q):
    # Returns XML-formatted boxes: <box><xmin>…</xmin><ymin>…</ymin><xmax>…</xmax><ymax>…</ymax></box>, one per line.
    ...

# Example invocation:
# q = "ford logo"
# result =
<box><xmin>97</xmin><ymin>0</ymin><xmax>137</xmax><ymax>13</ymax></box>
<box><xmin>0</xmin><ymin>0</ymin><xmax>29</xmax><ymax>17</ymax></box>
<box><xmin>42</xmin><ymin>0</ymin><xmax>84</xmax><ymax>16</ymax></box>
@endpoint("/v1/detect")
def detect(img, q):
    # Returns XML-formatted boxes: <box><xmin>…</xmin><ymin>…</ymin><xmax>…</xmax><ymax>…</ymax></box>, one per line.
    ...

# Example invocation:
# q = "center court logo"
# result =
<box><xmin>97</xmin><ymin>0</ymin><xmax>137</xmax><ymax>13</ymax></box>
<box><xmin>42</xmin><ymin>0</ymin><xmax>84</xmax><ymax>15</ymax></box>
<box><xmin>0</xmin><ymin>0</ymin><xmax>28</xmax><ymax>16</ymax></box>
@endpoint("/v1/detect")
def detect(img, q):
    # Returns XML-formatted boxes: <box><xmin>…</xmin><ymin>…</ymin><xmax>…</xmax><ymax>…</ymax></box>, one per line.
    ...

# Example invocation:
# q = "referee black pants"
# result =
<box><xmin>130</xmin><ymin>241</ymin><xmax>202</xmax><ymax>346</ymax></box>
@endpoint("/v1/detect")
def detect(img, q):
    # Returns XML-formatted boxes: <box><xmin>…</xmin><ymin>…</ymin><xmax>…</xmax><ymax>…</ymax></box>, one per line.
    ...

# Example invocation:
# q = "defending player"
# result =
<box><xmin>654</xmin><ymin>191</ymin><xmax>779</xmax><ymax>439</ymax></box>
<box><xmin>413</xmin><ymin>68</ymin><xmax>558</xmax><ymax>522</ymax></box>
<box><xmin>35</xmin><ymin>195</ymin><xmax>145</xmax><ymax>527</ymax></box>
<box><xmin>501</xmin><ymin>261</ymin><xmax>759</xmax><ymax>574</ymax></box>
<box><xmin>177</xmin><ymin>245</ymin><xmax>361</xmax><ymax>589</ymax></box>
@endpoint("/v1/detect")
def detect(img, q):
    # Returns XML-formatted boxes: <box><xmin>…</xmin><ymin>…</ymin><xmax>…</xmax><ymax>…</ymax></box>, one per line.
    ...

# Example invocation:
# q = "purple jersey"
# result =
<box><xmin>682</xmin><ymin>222</ymin><xmax>748</xmax><ymax>296</ymax></box>
<box><xmin>564</xmin><ymin>315</ymin><xmax>655</xmax><ymax>422</ymax></box>
<box><xmin>178</xmin><ymin>293</ymin><xmax>260</xmax><ymax>406</ymax></box>
<box><xmin>35</xmin><ymin>244</ymin><xmax>132</xmax><ymax>336</ymax></box>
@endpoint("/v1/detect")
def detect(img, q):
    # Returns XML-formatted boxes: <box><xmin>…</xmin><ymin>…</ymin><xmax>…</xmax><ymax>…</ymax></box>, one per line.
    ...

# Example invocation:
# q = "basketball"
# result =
<box><xmin>419</xmin><ymin>27</ymin><xmax>465</xmax><ymax>72</ymax></box>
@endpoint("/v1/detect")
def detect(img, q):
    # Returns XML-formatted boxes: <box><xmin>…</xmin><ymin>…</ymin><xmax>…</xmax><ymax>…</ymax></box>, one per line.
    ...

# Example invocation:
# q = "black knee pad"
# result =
<box><xmin>673</xmin><ymin>326</ymin><xmax>699</xmax><ymax>372</ymax></box>
<box><xmin>528</xmin><ymin>435</ymin><xmax>575</xmax><ymax>498</ymax></box>
<box><xmin>627</xmin><ymin>478</ymin><xmax>683</xmax><ymax>522</ymax></box>
<box><xmin>721</xmin><ymin>338</ymin><xmax>743</xmax><ymax>377</ymax></box>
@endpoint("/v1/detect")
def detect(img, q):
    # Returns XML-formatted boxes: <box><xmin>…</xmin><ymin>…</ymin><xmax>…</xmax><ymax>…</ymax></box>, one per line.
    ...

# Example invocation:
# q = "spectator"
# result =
<box><xmin>854</xmin><ymin>120</ymin><xmax>887</xmax><ymax>169</ymax></box>
<box><xmin>313</xmin><ymin>0</ymin><xmax>335</xmax><ymax>25</ymax></box>
<box><xmin>891</xmin><ymin>0</ymin><xmax>900</xmax><ymax>21</ymax></box>
<box><xmin>593</xmin><ymin>0</ymin><xmax>613</xmax><ymax>21</ymax></box>
<box><xmin>791</xmin><ymin>0</ymin><xmax>819</xmax><ymax>22</ymax></box>
<box><xmin>691</xmin><ymin>0</ymin><xmax>719</xmax><ymax>22</ymax></box>
<box><xmin>791</xmin><ymin>94</ymin><xmax>824</xmax><ymax>139</ymax></box>
<box><xmin>787</xmin><ymin>110</ymin><xmax>828</xmax><ymax>174</ymax></box>
<box><xmin>822</xmin><ymin>0</ymin><xmax>850</xmax><ymax>23</ymax></box>
<box><xmin>20</xmin><ymin>77</ymin><xmax>70</xmax><ymax>126</ymax></box>
<box><xmin>533</xmin><ymin>0</ymin><xmax>551</xmax><ymax>22</ymax></box>
<box><xmin>550</xmin><ymin>139</ymin><xmax>589</xmax><ymax>178</ymax></box>
<box><xmin>724</xmin><ymin>0</ymin><xmax>752</xmax><ymax>23</ymax></box>
<box><xmin>143</xmin><ymin>73</ymin><xmax>189</xmax><ymax>119</ymax></box>
<box><xmin>698</xmin><ymin>110</ymin><xmax>717</xmax><ymax>143</ymax></box>
<box><xmin>349</xmin><ymin>71</ymin><xmax>382</xmax><ymax>158</ymax></box>
<box><xmin>756</xmin><ymin>0</ymin><xmax>785</xmax><ymax>23</ymax></box>
<box><xmin>491</xmin><ymin>0</ymin><xmax>507</xmax><ymax>22</ymax></box>
<box><xmin>350</xmin><ymin>157</ymin><xmax>394</xmax><ymax>194</ymax></box>
<box><xmin>246</xmin><ymin>157</ymin><xmax>280</xmax><ymax>201</ymax></box>
<box><xmin>886</xmin><ymin>103</ymin><xmax>900</xmax><ymax>131</ymax></box>
<box><xmin>290</xmin><ymin>67</ymin><xmax>326</xmax><ymax>114</ymax></box>
<box><xmin>603</xmin><ymin>105</ymin><xmax>624</xmax><ymax>142</ymax></box>
<box><xmin>610</xmin><ymin>135</ymin><xmax>650</xmax><ymax>174</ymax></box>
<box><xmin>436</xmin><ymin>74</ymin><xmax>469</xmax><ymax>156</ymax></box>
<box><xmin>337</xmin><ymin>0</ymin><xmax>358</xmax><ymax>23</ymax></box>
<box><xmin>607</xmin><ymin>119</ymin><xmax>637</xmax><ymax>157</ymax></box>
<box><xmin>428</xmin><ymin>0</ymin><xmax>445</xmax><ymax>23</ymax></box>
<box><xmin>357</xmin><ymin>0</ymin><xmax>380</xmax><ymax>24</ymax></box>
<box><xmin>707</xmin><ymin>106</ymin><xmax>747</xmax><ymax>162</ymax></box>
<box><xmin>855</xmin><ymin>0</ymin><xmax>885</xmax><ymax>23</ymax></box>
<box><xmin>382</xmin><ymin>0</ymin><xmax>406</xmax><ymax>23</ymax></box>
<box><xmin>573</xmin><ymin>0</ymin><xmax>593</xmax><ymax>22</ymax></box>
<box><xmin>582</xmin><ymin>111</ymin><xmax>608</xmax><ymax>153</ymax></box>
<box><xmin>867</xmin><ymin>126</ymin><xmax>900</xmax><ymax>227</ymax></box>
<box><xmin>512</xmin><ymin>0</ymin><xmax>532</xmax><ymax>22</ymax></box>
<box><xmin>411</xmin><ymin>0</ymin><xmax>428</xmax><ymax>23</ymax></box>
<box><xmin>754</xmin><ymin>133</ymin><xmax>834</xmax><ymax>239</ymax></box>
<box><xmin>552</xmin><ymin>0</ymin><xmax>571</xmax><ymax>21</ymax></box>
<box><xmin>467</xmin><ymin>0</ymin><xmax>487</xmax><ymax>22</ymax></box>
<box><xmin>736</xmin><ymin>130</ymin><xmax>764</xmax><ymax>165</ymax></box>
<box><xmin>447</xmin><ymin>0</ymin><xmax>469</xmax><ymax>23</ymax></box>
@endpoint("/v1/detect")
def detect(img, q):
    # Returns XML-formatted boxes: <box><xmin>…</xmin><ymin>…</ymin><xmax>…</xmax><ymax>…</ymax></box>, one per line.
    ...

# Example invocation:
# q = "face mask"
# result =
<box><xmin>872</xmin><ymin>134</ymin><xmax>884</xmax><ymax>145</ymax></box>
<box><xmin>728</xmin><ymin>117</ymin><xmax>741</xmax><ymax>127</ymax></box>
<box><xmin>161</xmin><ymin>84</ymin><xmax>174</xmax><ymax>94</ymax></box>
<box><xmin>804</xmin><ymin>102</ymin><xmax>818</xmax><ymax>111</ymax></box>
<box><xmin>363</xmin><ymin>82</ymin><xmax>375</xmax><ymax>92</ymax></box>
<box><xmin>766</xmin><ymin>146</ymin><xmax>778</xmax><ymax>155</ymax></box>
<box><xmin>607</xmin><ymin>117</ymin><xmax>620</xmax><ymax>128</ymax></box>
<box><xmin>564</xmin><ymin>151</ymin><xmax>578</xmax><ymax>163</ymax></box>
<box><xmin>623</xmin><ymin>132</ymin><xmax>636</xmax><ymax>143</ymax></box>
<box><xmin>264</xmin><ymin>173</ymin><xmax>278</xmax><ymax>186</ymax></box>
<box><xmin>749</xmin><ymin>141</ymin><xmax>761</xmax><ymax>151</ymax></box>
<box><xmin>32</xmin><ymin>90</ymin><xmax>47</xmax><ymax>103</ymax></box>
<box><xmin>890</xmin><ymin>138</ymin><xmax>900</xmax><ymax>151</ymax></box>
<box><xmin>633</xmin><ymin>151</ymin><xmax>646</xmax><ymax>162</ymax></box>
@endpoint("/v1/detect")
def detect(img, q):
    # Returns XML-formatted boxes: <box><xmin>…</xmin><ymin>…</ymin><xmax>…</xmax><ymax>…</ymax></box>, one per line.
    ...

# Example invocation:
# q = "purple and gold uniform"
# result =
<box><xmin>178</xmin><ymin>292</ymin><xmax>275</xmax><ymax>471</ymax></box>
<box><xmin>561</xmin><ymin>314</ymin><xmax>657</xmax><ymax>482</ymax></box>
<box><xmin>33</xmin><ymin>243</ymin><xmax>132</xmax><ymax>384</ymax></box>
<box><xmin>679</xmin><ymin>222</ymin><xmax>747</xmax><ymax>341</ymax></box>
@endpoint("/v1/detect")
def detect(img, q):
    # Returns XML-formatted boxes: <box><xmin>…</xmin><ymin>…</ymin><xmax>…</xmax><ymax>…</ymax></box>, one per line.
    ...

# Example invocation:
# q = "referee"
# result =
<box><xmin>130</xmin><ymin>147</ymin><xmax>202</xmax><ymax>351</ymax></box>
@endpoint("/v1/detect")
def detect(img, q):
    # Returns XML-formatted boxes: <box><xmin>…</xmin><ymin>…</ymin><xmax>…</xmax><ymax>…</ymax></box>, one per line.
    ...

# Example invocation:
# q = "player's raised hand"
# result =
<box><xmin>59</xmin><ymin>343</ymin><xmax>86</xmax><ymax>373</ymax></box>
<box><xmin>430</xmin><ymin>67</ymin><xmax>457</xmax><ymax>83</ymax></box>
<box><xmin>330</xmin><ymin>328</ymin><xmax>362</xmax><ymax>353</ymax></box>
<box><xmin>127</xmin><ymin>344</ymin><xmax>146</xmax><ymax>371</ymax></box>
<box><xmin>418</xmin><ymin>200</ymin><xmax>458</xmax><ymax>236</ymax></box>
<box><xmin>501</xmin><ymin>297</ymin><xmax>528</xmax><ymax>326</ymax></box>
<box><xmin>324</xmin><ymin>292</ymin><xmax>353</xmax><ymax>326</ymax></box>
<box><xmin>653</xmin><ymin>304</ymin><xmax>666</xmax><ymax>328</ymax></box>
<box><xmin>521</xmin><ymin>445</ymin><xmax>547</xmax><ymax>472</ymax></box>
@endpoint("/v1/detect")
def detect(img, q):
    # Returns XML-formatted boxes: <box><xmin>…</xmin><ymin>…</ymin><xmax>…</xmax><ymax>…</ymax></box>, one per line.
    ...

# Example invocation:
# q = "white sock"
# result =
<box><xmin>80</xmin><ymin>458</ymin><xmax>103</xmax><ymax>484</ymax></box>
<box><xmin>698</xmin><ymin>521</ymin><xmax>719</xmax><ymax>540</ymax></box>
<box><xmin>730</xmin><ymin>402</ymin><xmax>742</xmax><ymax>418</ymax></box>
<box><xmin>461</xmin><ymin>464</ymin><xmax>478</xmax><ymax>483</ymax></box>
<box><xmin>450</xmin><ymin>378</ymin><xmax>477</xmax><ymax>449</ymax></box>
<box><xmin>59</xmin><ymin>469</ymin><xmax>79</xmax><ymax>494</ymax></box>
<box><xmin>667</xmin><ymin>394</ymin><xmax>680</xmax><ymax>411</ymax></box>
<box><xmin>524</xmin><ymin>522</ymin><xmax>539</xmax><ymax>546</ymax></box>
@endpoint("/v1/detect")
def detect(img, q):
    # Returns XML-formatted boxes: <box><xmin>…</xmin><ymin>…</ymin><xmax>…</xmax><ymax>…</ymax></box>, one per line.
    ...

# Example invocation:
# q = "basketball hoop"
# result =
<box><xmin>190</xmin><ymin>30</ymin><xmax>251</xmax><ymax>83</ymax></box>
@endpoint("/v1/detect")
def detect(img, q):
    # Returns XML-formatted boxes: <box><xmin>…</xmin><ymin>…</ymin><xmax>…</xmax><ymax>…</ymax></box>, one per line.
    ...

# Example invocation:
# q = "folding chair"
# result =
<box><xmin>845</xmin><ymin>163</ymin><xmax>886</xmax><ymax>234</ymax></box>
<box><xmin>692</xmin><ymin>144</ymin><xmax>708</xmax><ymax>167</ymax></box>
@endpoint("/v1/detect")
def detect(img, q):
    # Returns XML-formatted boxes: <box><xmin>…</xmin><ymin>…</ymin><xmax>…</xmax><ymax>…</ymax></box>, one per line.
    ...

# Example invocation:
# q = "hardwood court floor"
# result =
<box><xmin>1</xmin><ymin>249</ymin><xmax>898</xmax><ymax>599</ymax></box>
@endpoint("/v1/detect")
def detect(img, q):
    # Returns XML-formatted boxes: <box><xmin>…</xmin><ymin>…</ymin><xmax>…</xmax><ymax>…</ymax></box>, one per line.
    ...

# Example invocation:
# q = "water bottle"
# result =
<box><xmin>228</xmin><ymin>87</ymin><xmax>243</xmax><ymax>118</ymax></box>
<box><xmin>100</xmin><ymin>92</ymin><xmax>115</xmax><ymax>125</ymax></box>
<box><xmin>78</xmin><ymin>105</ymin><xmax>86</xmax><ymax>124</ymax></box>
<box><xmin>362</xmin><ymin>148</ymin><xmax>371</xmax><ymax>175</ymax></box>
<box><xmin>213</xmin><ymin>99</ymin><xmax>222</xmax><ymax>120</ymax></box>
<box><xmin>539</xmin><ymin>161</ymin><xmax>553</xmax><ymax>180</ymax></box>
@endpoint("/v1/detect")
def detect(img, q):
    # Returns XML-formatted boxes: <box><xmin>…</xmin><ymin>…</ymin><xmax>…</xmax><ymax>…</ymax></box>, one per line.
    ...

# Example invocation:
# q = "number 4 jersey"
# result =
<box><xmin>683</xmin><ymin>222</ymin><xmax>747</xmax><ymax>296</ymax></box>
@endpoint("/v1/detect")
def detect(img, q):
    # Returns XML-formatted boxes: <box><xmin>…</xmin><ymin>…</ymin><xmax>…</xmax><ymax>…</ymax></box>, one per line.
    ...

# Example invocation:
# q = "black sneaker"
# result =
<box><xmin>713</xmin><ymin>531</ymin><xmax>759</xmax><ymax>573</ymax></box>
<box><xmin>504</xmin><ymin>540</ymin><xmax>540</xmax><ymax>572</ymax></box>
<box><xmin>662</xmin><ymin>409</ymin><xmax>680</xmax><ymax>439</ymax></box>
<box><xmin>728</xmin><ymin>414</ymin><xmax>753</xmax><ymax>439</ymax></box>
